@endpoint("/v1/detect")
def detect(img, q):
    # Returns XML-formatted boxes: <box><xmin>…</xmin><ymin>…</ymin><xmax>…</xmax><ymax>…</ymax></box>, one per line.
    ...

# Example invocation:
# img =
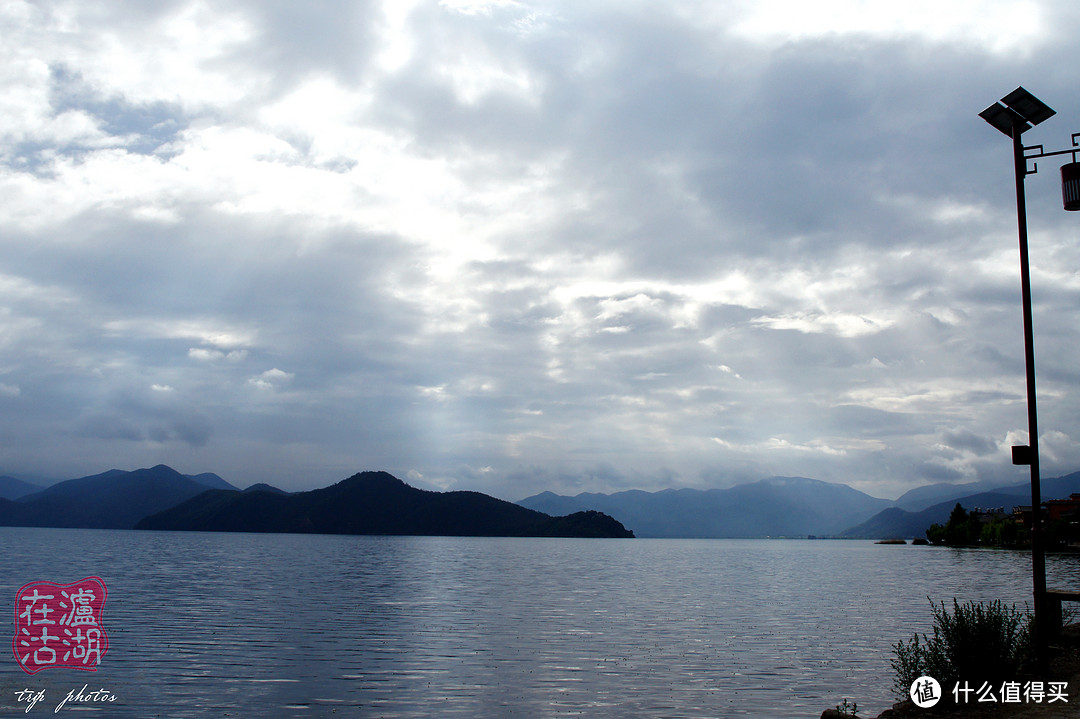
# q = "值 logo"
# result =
<box><xmin>910</xmin><ymin>676</ymin><xmax>942</xmax><ymax>708</ymax></box>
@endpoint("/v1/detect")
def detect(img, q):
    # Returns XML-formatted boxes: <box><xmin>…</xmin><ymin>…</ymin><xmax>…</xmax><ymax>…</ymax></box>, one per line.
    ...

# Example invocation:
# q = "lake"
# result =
<box><xmin>1</xmin><ymin>529</ymin><xmax>1078</xmax><ymax>718</ymax></box>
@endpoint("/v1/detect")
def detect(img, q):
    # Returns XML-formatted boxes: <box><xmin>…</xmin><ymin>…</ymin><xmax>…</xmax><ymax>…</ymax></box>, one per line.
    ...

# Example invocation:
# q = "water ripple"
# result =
<box><xmin>1</xmin><ymin>530</ymin><xmax>1077</xmax><ymax>717</ymax></box>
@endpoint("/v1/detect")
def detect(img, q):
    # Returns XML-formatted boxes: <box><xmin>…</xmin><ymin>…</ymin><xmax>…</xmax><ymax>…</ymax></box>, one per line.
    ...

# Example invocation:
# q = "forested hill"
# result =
<box><xmin>137</xmin><ymin>471</ymin><xmax>635</xmax><ymax>538</ymax></box>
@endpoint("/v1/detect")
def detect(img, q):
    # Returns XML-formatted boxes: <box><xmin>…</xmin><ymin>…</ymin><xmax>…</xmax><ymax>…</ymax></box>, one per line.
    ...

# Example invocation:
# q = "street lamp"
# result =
<box><xmin>979</xmin><ymin>87</ymin><xmax>1079</xmax><ymax>661</ymax></box>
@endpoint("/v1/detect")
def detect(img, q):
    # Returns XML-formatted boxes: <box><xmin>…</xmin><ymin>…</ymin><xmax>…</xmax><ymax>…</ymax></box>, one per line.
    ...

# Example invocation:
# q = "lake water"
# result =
<box><xmin>2</xmin><ymin>529</ymin><xmax>1079</xmax><ymax>718</ymax></box>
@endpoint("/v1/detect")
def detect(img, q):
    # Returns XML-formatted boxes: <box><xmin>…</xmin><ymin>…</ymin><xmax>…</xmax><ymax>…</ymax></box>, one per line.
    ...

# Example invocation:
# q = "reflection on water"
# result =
<box><xmin>1</xmin><ymin>529</ymin><xmax>1078</xmax><ymax>717</ymax></box>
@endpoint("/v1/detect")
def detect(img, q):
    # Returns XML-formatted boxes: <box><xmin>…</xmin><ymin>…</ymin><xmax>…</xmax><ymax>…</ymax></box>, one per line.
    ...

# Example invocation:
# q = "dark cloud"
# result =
<box><xmin>941</xmin><ymin>429</ymin><xmax>999</xmax><ymax>457</ymax></box>
<box><xmin>78</xmin><ymin>414</ymin><xmax>145</xmax><ymax>442</ymax></box>
<box><xmin>232</xmin><ymin>0</ymin><xmax>384</xmax><ymax>92</ymax></box>
<box><xmin>829</xmin><ymin>405</ymin><xmax>921</xmax><ymax>438</ymax></box>
<box><xmin>917</xmin><ymin>461</ymin><xmax>968</xmax><ymax>483</ymax></box>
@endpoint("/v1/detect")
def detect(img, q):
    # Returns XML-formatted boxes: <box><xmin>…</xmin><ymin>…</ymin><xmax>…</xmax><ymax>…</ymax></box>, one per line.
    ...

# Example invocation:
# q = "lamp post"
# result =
<box><xmin>979</xmin><ymin>87</ymin><xmax>1080</xmax><ymax>662</ymax></box>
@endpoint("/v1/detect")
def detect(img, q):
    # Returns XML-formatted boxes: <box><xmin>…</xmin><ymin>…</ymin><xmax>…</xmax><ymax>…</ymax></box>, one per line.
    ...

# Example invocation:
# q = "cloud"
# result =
<box><xmin>148</xmin><ymin>415</ymin><xmax>213</xmax><ymax>447</ymax></box>
<box><xmin>78</xmin><ymin>414</ymin><xmax>145</xmax><ymax>442</ymax></box>
<box><xmin>1</xmin><ymin>0</ymin><xmax>1079</xmax><ymax>499</ymax></box>
<box><xmin>247</xmin><ymin>368</ymin><xmax>295</xmax><ymax>390</ymax></box>
<box><xmin>729</xmin><ymin>0</ymin><xmax>1045</xmax><ymax>54</ymax></box>
<box><xmin>941</xmin><ymin>429</ymin><xmax>1000</xmax><ymax>457</ymax></box>
<box><xmin>189</xmin><ymin>348</ymin><xmax>247</xmax><ymax>362</ymax></box>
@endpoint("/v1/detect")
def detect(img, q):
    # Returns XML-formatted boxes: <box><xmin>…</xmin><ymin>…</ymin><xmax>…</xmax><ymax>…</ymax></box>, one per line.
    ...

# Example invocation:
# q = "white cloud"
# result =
<box><xmin>188</xmin><ymin>348</ymin><xmax>223</xmax><ymax>362</ymax></box>
<box><xmin>61</xmin><ymin>3</ymin><xmax>258</xmax><ymax>110</ymax></box>
<box><xmin>104</xmin><ymin>321</ymin><xmax>255</xmax><ymax>349</ymax></box>
<box><xmin>751</xmin><ymin>312</ymin><xmax>895</xmax><ymax>338</ymax></box>
<box><xmin>247</xmin><ymin>368</ymin><xmax>295</xmax><ymax>391</ymax></box>
<box><xmin>729</xmin><ymin>0</ymin><xmax>1045</xmax><ymax>53</ymax></box>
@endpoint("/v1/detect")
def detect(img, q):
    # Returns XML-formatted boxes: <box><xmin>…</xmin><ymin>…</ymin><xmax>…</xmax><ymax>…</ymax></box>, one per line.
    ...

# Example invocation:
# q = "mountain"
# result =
<box><xmin>842</xmin><ymin>471</ymin><xmax>1080</xmax><ymax>539</ymax></box>
<box><xmin>137</xmin><ymin>471</ymin><xmax>635</xmax><ymax>538</ymax></box>
<box><xmin>517</xmin><ymin>476</ymin><xmax>892</xmax><ymax>537</ymax></box>
<box><xmin>841</xmin><ymin>492</ymin><xmax>1025</xmax><ymax>539</ymax></box>
<box><xmin>0</xmin><ymin>465</ymin><xmax>238</xmax><ymax>530</ymax></box>
<box><xmin>186</xmin><ymin>472</ymin><xmax>234</xmax><ymax>491</ymax></box>
<box><xmin>243</xmin><ymin>482</ymin><xmax>289</xmax><ymax>494</ymax></box>
<box><xmin>894</xmin><ymin>479</ymin><xmax>1018</xmax><ymax>511</ymax></box>
<box><xmin>0</xmin><ymin>475</ymin><xmax>43</xmax><ymax>500</ymax></box>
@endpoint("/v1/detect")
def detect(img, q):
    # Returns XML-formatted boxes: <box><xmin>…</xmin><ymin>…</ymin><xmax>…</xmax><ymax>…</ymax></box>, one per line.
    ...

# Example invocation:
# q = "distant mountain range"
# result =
<box><xmin>0</xmin><ymin>474</ymin><xmax>44</xmax><ymax>500</ymax></box>
<box><xmin>841</xmin><ymin>471</ymin><xmax>1080</xmax><ymax>539</ymax></box>
<box><xmin>0</xmin><ymin>465</ymin><xmax>236</xmax><ymax>529</ymax></box>
<box><xmin>891</xmin><ymin>479</ymin><xmax>1030</xmax><ymax>512</ymax></box>
<box><xmin>3</xmin><ymin>463</ymin><xmax>1078</xmax><ymax>540</ymax></box>
<box><xmin>518</xmin><ymin>476</ymin><xmax>893</xmax><ymax>538</ymax></box>
<box><xmin>518</xmin><ymin>472</ymin><xmax>1080</xmax><ymax>539</ymax></box>
<box><xmin>0</xmin><ymin>466</ymin><xmax>632</xmax><ymax>538</ymax></box>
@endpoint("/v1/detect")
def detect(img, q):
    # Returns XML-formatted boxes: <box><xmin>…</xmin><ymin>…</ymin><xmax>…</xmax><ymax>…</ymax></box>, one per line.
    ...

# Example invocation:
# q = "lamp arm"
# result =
<box><xmin>1020</xmin><ymin>134</ymin><xmax>1080</xmax><ymax>175</ymax></box>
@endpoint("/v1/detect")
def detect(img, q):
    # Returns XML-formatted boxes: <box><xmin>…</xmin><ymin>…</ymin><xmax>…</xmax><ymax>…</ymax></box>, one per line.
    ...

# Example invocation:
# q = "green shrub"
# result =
<box><xmin>835</xmin><ymin>698</ymin><xmax>859</xmax><ymax>717</ymax></box>
<box><xmin>891</xmin><ymin>598</ymin><xmax>1033</xmax><ymax>699</ymax></box>
<box><xmin>891</xmin><ymin>631</ymin><xmax>925</xmax><ymax>699</ymax></box>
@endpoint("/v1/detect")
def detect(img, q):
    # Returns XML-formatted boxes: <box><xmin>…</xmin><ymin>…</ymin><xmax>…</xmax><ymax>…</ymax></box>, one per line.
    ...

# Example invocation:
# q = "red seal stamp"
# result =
<box><xmin>12</xmin><ymin>577</ymin><xmax>109</xmax><ymax>674</ymax></box>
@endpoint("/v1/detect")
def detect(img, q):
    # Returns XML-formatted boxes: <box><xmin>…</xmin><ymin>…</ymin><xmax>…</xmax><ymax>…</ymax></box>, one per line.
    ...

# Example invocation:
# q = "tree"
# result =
<box><xmin>944</xmin><ymin>503</ymin><xmax>977</xmax><ymax>545</ymax></box>
<box><xmin>927</xmin><ymin>503</ymin><xmax>1028</xmax><ymax>548</ymax></box>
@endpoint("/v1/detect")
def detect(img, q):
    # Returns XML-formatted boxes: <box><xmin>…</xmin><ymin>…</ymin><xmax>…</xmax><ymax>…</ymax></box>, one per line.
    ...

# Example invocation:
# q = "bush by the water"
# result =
<box><xmin>891</xmin><ymin>598</ymin><xmax>1033</xmax><ymax>699</ymax></box>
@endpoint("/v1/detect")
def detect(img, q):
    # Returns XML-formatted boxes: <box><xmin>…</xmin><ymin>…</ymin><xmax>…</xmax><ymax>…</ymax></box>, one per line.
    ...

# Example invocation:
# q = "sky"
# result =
<box><xmin>2</xmin><ymin>0</ymin><xmax>1080</xmax><ymax>501</ymax></box>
